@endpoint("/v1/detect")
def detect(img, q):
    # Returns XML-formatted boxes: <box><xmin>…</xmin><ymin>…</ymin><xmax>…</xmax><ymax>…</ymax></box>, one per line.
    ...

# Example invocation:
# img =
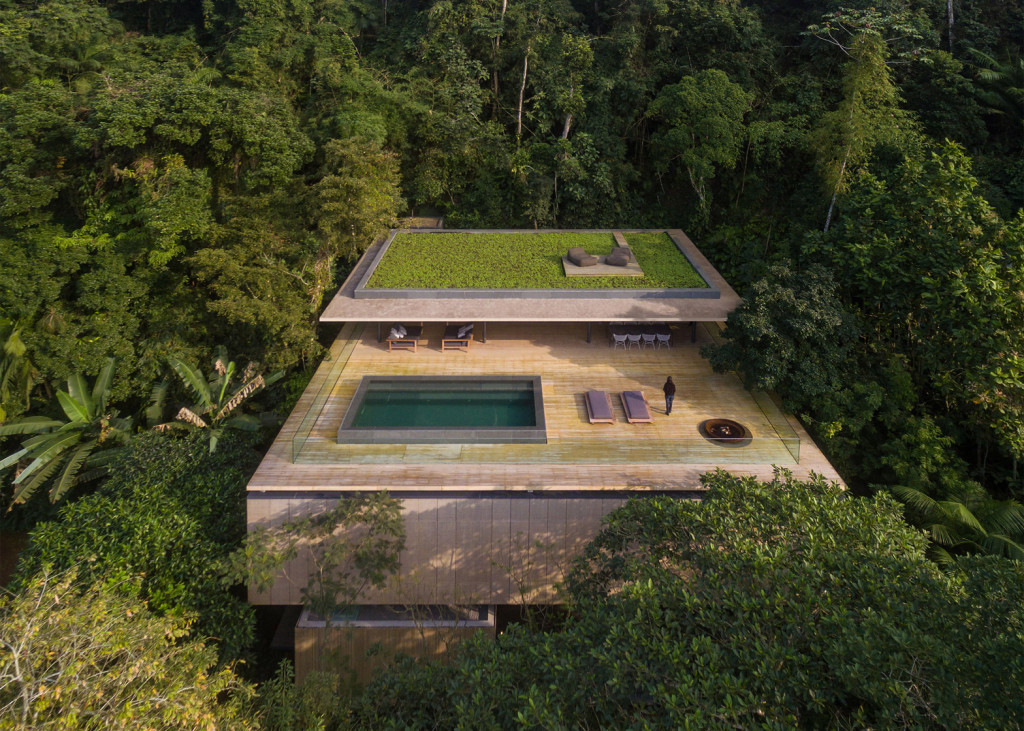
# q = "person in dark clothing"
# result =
<box><xmin>663</xmin><ymin>376</ymin><xmax>676</xmax><ymax>415</ymax></box>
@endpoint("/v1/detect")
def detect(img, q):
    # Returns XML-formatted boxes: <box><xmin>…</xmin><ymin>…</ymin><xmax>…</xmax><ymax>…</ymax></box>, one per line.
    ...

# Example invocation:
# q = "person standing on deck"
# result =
<box><xmin>663</xmin><ymin>376</ymin><xmax>676</xmax><ymax>415</ymax></box>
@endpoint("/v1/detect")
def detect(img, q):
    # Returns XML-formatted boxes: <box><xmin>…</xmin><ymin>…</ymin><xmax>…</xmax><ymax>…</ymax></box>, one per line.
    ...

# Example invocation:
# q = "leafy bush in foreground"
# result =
<box><xmin>0</xmin><ymin>568</ymin><xmax>256</xmax><ymax>730</ymax></box>
<box><xmin>13</xmin><ymin>431</ymin><xmax>260</xmax><ymax>660</ymax></box>
<box><xmin>354</xmin><ymin>471</ymin><xmax>1024</xmax><ymax>729</ymax></box>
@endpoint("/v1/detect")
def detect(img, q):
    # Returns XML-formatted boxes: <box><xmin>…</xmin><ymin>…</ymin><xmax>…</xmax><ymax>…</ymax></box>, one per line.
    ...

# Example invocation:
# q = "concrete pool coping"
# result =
<box><xmin>337</xmin><ymin>375</ymin><xmax>547</xmax><ymax>445</ymax></box>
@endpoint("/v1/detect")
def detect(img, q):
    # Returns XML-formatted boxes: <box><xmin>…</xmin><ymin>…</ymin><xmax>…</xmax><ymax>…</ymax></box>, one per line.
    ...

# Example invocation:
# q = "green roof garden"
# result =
<box><xmin>363</xmin><ymin>231</ymin><xmax>709</xmax><ymax>290</ymax></box>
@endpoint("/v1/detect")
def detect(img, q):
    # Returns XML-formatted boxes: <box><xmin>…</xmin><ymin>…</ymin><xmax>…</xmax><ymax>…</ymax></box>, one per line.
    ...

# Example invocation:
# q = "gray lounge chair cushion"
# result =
<box><xmin>621</xmin><ymin>391</ymin><xmax>652</xmax><ymax>421</ymax></box>
<box><xmin>606</xmin><ymin>251</ymin><xmax>630</xmax><ymax>267</ymax></box>
<box><xmin>457</xmin><ymin>324</ymin><xmax>474</xmax><ymax>339</ymax></box>
<box><xmin>389</xmin><ymin>325</ymin><xmax>406</xmax><ymax>340</ymax></box>
<box><xmin>586</xmin><ymin>391</ymin><xmax>613</xmax><ymax>421</ymax></box>
<box><xmin>567</xmin><ymin>247</ymin><xmax>598</xmax><ymax>267</ymax></box>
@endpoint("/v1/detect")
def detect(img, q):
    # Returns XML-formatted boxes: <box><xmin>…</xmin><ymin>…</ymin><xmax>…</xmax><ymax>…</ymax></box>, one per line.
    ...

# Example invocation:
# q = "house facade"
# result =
<box><xmin>245</xmin><ymin>229</ymin><xmax>843</xmax><ymax>682</ymax></box>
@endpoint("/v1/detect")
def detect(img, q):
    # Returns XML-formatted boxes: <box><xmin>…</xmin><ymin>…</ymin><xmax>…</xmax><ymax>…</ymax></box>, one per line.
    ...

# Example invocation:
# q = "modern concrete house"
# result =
<box><xmin>245</xmin><ymin>228</ymin><xmax>842</xmax><ymax>683</ymax></box>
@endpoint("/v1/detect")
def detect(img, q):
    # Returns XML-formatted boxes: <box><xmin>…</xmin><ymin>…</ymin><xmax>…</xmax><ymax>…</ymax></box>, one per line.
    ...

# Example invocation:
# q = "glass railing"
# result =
<box><xmin>291</xmin><ymin>323</ymin><xmax>364</xmax><ymax>462</ymax></box>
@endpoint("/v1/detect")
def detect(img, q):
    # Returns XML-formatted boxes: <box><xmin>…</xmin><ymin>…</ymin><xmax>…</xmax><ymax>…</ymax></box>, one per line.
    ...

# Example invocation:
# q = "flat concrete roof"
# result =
<box><xmin>320</xmin><ymin>229</ymin><xmax>742</xmax><ymax>323</ymax></box>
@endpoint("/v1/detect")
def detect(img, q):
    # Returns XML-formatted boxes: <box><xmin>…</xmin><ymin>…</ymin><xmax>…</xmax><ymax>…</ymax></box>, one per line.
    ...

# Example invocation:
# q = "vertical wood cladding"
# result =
<box><xmin>247</xmin><ymin>494</ymin><xmax>628</xmax><ymax>605</ymax></box>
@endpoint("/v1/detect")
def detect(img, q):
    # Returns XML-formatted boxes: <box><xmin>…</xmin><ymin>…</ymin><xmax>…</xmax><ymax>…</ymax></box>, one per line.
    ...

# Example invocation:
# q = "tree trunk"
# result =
<box><xmin>517</xmin><ymin>52</ymin><xmax>529</xmax><ymax>139</ymax></box>
<box><xmin>491</xmin><ymin>0</ymin><xmax>508</xmax><ymax>119</ymax></box>
<box><xmin>947</xmin><ymin>0</ymin><xmax>955</xmax><ymax>51</ymax></box>
<box><xmin>824</xmin><ymin>150</ymin><xmax>849</xmax><ymax>233</ymax></box>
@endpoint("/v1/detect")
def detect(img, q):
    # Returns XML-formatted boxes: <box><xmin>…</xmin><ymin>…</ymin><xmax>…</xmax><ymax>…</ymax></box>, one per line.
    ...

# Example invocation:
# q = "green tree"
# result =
<box><xmin>355</xmin><ymin>471</ymin><xmax>1024</xmax><ymax>728</ymax></box>
<box><xmin>14</xmin><ymin>431</ymin><xmax>260</xmax><ymax>661</ymax></box>
<box><xmin>808</xmin><ymin>32</ymin><xmax>913</xmax><ymax>231</ymax></box>
<box><xmin>0</xmin><ymin>358</ymin><xmax>130</xmax><ymax>506</ymax></box>
<box><xmin>810</xmin><ymin>143</ymin><xmax>1024</xmax><ymax>466</ymax></box>
<box><xmin>226</xmin><ymin>491</ymin><xmax>405</xmax><ymax>621</ymax></box>
<box><xmin>702</xmin><ymin>263</ymin><xmax>863</xmax><ymax>428</ymax></box>
<box><xmin>648</xmin><ymin>69</ymin><xmax>751</xmax><ymax>223</ymax></box>
<box><xmin>0</xmin><ymin>568</ymin><xmax>256</xmax><ymax>730</ymax></box>
<box><xmin>881</xmin><ymin>416</ymin><xmax>1024</xmax><ymax>562</ymax></box>
<box><xmin>967</xmin><ymin>48</ymin><xmax>1024</xmax><ymax>132</ymax></box>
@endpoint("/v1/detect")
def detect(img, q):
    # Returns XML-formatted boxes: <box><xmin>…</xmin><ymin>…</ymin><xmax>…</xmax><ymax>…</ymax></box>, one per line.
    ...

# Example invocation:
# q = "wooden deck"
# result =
<box><xmin>247</xmin><ymin>322</ymin><xmax>842</xmax><ymax>493</ymax></box>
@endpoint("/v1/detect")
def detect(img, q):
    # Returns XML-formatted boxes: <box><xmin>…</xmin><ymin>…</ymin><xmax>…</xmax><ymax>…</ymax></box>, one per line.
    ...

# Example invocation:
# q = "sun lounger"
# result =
<box><xmin>387</xmin><ymin>325</ymin><xmax>423</xmax><ymax>352</ymax></box>
<box><xmin>442</xmin><ymin>323</ymin><xmax>473</xmax><ymax>351</ymax></box>
<box><xmin>584</xmin><ymin>390</ymin><xmax>615</xmax><ymax>424</ymax></box>
<box><xmin>620</xmin><ymin>391</ymin><xmax>653</xmax><ymax>423</ymax></box>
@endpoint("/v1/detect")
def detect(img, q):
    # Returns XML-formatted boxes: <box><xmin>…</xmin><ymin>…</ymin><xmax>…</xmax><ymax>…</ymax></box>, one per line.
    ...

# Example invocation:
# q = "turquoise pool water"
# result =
<box><xmin>339</xmin><ymin>376</ymin><xmax>546</xmax><ymax>444</ymax></box>
<box><xmin>351</xmin><ymin>383</ymin><xmax>536</xmax><ymax>428</ymax></box>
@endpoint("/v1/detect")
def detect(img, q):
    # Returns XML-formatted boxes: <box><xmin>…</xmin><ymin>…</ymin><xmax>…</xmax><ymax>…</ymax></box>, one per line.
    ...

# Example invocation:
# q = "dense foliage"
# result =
<box><xmin>353</xmin><ymin>472</ymin><xmax>1024</xmax><ymax>728</ymax></box>
<box><xmin>0</xmin><ymin>0</ymin><xmax>1022</xmax><ymax>722</ymax></box>
<box><xmin>0</xmin><ymin>569</ymin><xmax>256</xmax><ymax>730</ymax></box>
<box><xmin>366</xmin><ymin>231</ymin><xmax>706</xmax><ymax>288</ymax></box>
<box><xmin>12</xmin><ymin>432</ymin><xmax>261</xmax><ymax>660</ymax></box>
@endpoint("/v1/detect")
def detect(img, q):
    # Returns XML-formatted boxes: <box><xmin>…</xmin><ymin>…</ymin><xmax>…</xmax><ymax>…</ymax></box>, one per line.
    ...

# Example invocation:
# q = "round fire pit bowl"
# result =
<box><xmin>698</xmin><ymin>418</ymin><xmax>752</xmax><ymax>447</ymax></box>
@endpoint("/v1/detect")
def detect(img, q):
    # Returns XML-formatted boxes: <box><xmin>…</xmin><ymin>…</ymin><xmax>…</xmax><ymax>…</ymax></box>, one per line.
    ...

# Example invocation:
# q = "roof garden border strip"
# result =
<box><xmin>665</xmin><ymin>230</ymin><xmax>719</xmax><ymax>297</ymax></box>
<box><xmin>351</xmin><ymin>228</ymin><xmax>721</xmax><ymax>300</ymax></box>
<box><xmin>352</xmin><ymin>228</ymin><xmax>401</xmax><ymax>294</ymax></box>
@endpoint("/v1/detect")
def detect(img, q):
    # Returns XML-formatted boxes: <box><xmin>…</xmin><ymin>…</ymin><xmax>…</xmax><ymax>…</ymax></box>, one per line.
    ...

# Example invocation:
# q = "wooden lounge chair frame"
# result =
<box><xmin>442</xmin><ymin>324</ymin><xmax>473</xmax><ymax>351</ymax></box>
<box><xmin>620</xmin><ymin>390</ymin><xmax>654</xmax><ymax>423</ymax></box>
<box><xmin>387</xmin><ymin>325</ymin><xmax>423</xmax><ymax>352</ymax></box>
<box><xmin>584</xmin><ymin>390</ymin><xmax>615</xmax><ymax>424</ymax></box>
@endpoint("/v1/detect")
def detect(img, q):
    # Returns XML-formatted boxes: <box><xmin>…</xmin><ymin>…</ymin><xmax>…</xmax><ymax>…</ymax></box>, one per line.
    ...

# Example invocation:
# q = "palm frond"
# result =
<box><xmin>220</xmin><ymin>375</ymin><xmax>265</xmax><ymax>419</ymax></box>
<box><xmin>0</xmin><ymin>447</ymin><xmax>28</xmax><ymax>473</ymax></box>
<box><xmin>10</xmin><ymin>456</ymin><xmax>63</xmax><ymax>505</ymax></box>
<box><xmin>929</xmin><ymin>522</ymin><xmax>960</xmax><ymax>547</ymax></box>
<box><xmin>926</xmin><ymin>544</ymin><xmax>957</xmax><ymax>568</ymax></box>
<box><xmin>167</xmin><ymin>356</ymin><xmax>213</xmax><ymax>407</ymax></box>
<box><xmin>981</xmin><ymin>500</ymin><xmax>1024</xmax><ymax>536</ymax></box>
<box><xmin>890</xmin><ymin>484</ymin><xmax>939</xmax><ymax>515</ymax></box>
<box><xmin>264</xmin><ymin>370</ymin><xmax>285</xmax><ymax>387</ymax></box>
<box><xmin>21</xmin><ymin>431</ymin><xmax>74</xmax><ymax>452</ymax></box>
<box><xmin>979</xmin><ymin>534</ymin><xmax>1024</xmax><ymax>562</ymax></box>
<box><xmin>51</xmin><ymin>443</ymin><xmax>94</xmax><ymax>503</ymax></box>
<box><xmin>0</xmin><ymin>417</ymin><xmax>63</xmax><ymax>437</ymax></box>
<box><xmin>66</xmin><ymin>372</ymin><xmax>92</xmax><ymax>415</ymax></box>
<box><xmin>13</xmin><ymin>432</ymin><xmax>80</xmax><ymax>484</ymax></box>
<box><xmin>57</xmin><ymin>391</ymin><xmax>90</xmax><ymax>423</ymax></box>
<box><xmin>91</xmin><ymin>357</ymin><xmax>116</xmax><ymax>412</ymax></box>
<box><xmin>937</xmin><ymin>500</ymin><xmax>986</xmax><ymax>533</ymax></box>
<box><xmin>145</xmin><ymin>381</ymin><xmax>168</xmax><ymax>427</ymax></box>
<box><xmin>175</xmin><ymin>406</ymin><xmax>209</xmax><ymax>429</ymax></box>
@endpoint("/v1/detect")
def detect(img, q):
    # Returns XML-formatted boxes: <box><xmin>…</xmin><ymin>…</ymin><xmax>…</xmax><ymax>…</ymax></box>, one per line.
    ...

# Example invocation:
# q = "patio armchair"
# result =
<box><xmin>386</xmin><ymin>324</ymin><xmax>423</xmax><ymax>352</ymax></box>
<box><xmin>442</xmin><ymin>323</ymin><xmax>474</xmax><ymax>351</ymax></box>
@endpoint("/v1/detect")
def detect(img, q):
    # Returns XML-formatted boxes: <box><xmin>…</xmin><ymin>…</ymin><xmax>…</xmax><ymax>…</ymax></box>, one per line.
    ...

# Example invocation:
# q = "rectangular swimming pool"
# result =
<box><xmin>338</xmin><ymin>376</ymin><xmax>546</xmax><ymax>444</ymax></box>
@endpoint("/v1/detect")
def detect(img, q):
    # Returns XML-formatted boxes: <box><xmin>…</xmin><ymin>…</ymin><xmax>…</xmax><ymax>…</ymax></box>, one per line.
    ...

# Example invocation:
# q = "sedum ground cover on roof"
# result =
<box><xmin>365</xmin><ymin>232</ymin><xmax>708</xmax><ymax>289</ymax></box>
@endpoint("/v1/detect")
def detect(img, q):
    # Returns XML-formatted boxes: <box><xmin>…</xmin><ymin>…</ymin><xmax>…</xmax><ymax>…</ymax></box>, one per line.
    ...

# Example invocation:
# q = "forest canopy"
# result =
<box><xmin>0</xmin><ymin>0</ymin><xmax>1022</xmax><ymax>724</ymax></box>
